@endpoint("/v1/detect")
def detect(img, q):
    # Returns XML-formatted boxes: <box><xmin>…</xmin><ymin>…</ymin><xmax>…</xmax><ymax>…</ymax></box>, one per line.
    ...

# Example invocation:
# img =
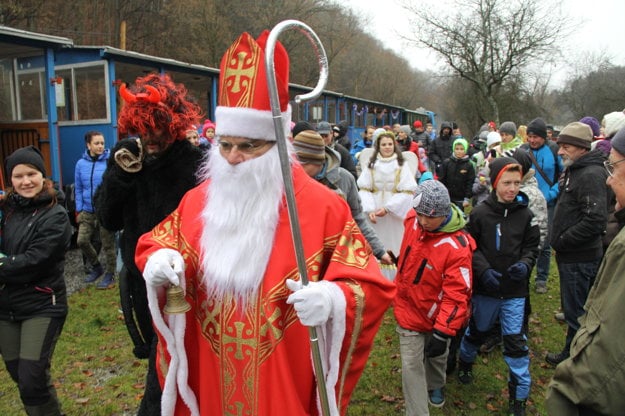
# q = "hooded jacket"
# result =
<box><xmin>0</xmin><ymin>188</ymin><xmax>72</xmax><ymax>320</ymax></box>
<box><xmin>551</xmin><ymin>149</ymin><xmax>608</xmax><ymax>263</ymax></box>
<box><xmin>429</xmin><ymin>121</ymin><xmax>454</xmax><ymax>166</ymax></box>
<box><xmin>74</xmin><ymin>148</ymin><xmax>110</xmax><ymax>213</ymax></box>
<box><xmin>394</xmin><ymin>205</ymin><xmax>475</xmax><ymax>336</ymax></box>
<box><xmin>468</xmin><ymin>190</ymin><xmax>540</xmax><ymax>298</ymax></box>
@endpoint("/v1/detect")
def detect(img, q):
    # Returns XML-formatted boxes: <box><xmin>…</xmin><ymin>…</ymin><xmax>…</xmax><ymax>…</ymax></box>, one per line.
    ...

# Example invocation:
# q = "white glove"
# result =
<box><xmin>286</xmin><ymin>279</ymin><xmax>333</xmax><ymax>327</ymax></box>
<box><xmin>143</xmin><ymin>248</ymin><xmax>184</xmax><ymax>287</ymax></box>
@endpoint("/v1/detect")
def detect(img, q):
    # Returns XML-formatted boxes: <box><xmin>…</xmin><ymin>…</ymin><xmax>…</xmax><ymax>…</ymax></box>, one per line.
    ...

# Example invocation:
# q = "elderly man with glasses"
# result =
<box><xmin>544</xmin><ymin>122</ymin><xmax>609</xmax><ymax>368</ymax></box>
<box><xmin>546</xmin><ymin>126</ymin><xmax>625</xmax><ymax>414</ymax></box>
<box><xmin>132</xmin><ymin>31</ymin><xmax>395</xmax><ymax>416</ymax></box>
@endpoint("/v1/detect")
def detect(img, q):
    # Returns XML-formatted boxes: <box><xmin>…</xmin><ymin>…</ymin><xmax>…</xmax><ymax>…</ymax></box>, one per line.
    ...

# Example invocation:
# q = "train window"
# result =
<box><xmin>0</xmin><ymin>59</ymin><xmax>15</xmax><ymax>120</ymax></box>
<box><xmin>75</xmin><ymin>65</ymin><xmax>107</xmax><ymax>120</ymax></box>
<box><xmin>17</xmin><ymin>71</ymin><xmax>46</xmax><ymax>121</ymax></box>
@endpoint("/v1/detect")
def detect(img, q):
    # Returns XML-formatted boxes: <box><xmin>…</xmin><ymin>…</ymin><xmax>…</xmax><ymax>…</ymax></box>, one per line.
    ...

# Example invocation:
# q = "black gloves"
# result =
<box><xmin>507</xmin><ymin>262</ymin><xmax>529</xmax><ymax>281</ymax></box>
<box><xmin>425</xmin><ymin>330</ymin><xmax>449</xmax><ymax>358</ymax></box>
<box><xmin>480</xmin><ymin>269</ymin><xmax>502</xmax><ymax>291</ymax></box>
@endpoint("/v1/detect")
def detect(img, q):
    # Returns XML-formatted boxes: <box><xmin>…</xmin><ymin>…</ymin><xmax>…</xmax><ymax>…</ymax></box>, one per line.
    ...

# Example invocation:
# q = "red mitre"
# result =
<box><xmin>215</xmin><ymin>31</ymin><xmax>291</xmax><ymax>141</ymax></box>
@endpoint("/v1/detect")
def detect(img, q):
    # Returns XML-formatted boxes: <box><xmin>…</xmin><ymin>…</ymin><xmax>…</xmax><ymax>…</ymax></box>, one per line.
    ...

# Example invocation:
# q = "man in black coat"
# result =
<box><xmin>545</xmin><ymin>122</ymin><xmax>608</xmax><ymax>367</ymax></box>
<box><xmin>429</xmin><ymin>121</ymin><xmax>454</xmax><ymax>177</ymax></box>
<box><xmin>96</xmin><ymin>73</ymin><xmax>204</xmax><ymax>416</ymax></box>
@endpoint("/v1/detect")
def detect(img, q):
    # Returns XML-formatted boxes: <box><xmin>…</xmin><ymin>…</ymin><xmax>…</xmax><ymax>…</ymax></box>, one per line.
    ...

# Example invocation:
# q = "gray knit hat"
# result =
<box><xmin>557</xmin><ymin>122</ymin><xmax>593</xmax><ymax>150</ymax></box>
<box><xmin>611</xmin><ymin>127</ymin><xmax>625</xmax><ymax>156</ymax></box>
<box><xmin>293</xmin><ymin>130</ymin><xmax>326</xmax><ymax>165</ymax></box>
<box><xmin>499</xmin><ymin>121</ymin><xmax>517</xmax><ymax>137</ymax></box>
<box><xmin>412</xmin><ymin>180</ymin><xmax>451</xmax><ymax>217</ymax></box>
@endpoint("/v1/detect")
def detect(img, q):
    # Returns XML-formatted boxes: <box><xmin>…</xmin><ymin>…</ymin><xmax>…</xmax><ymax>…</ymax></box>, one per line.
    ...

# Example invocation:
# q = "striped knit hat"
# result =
<box><xmin>293</xmin><ymin>130</ymin><xmax>326</xmax><ymax>165</ymax></box>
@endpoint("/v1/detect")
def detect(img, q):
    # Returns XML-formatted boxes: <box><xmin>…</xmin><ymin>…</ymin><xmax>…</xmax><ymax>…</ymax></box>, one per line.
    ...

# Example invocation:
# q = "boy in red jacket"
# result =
<box><xmin>394</xmin><ymin>179</ymin><xmax>475</xmax><ymax>414</ymax></box>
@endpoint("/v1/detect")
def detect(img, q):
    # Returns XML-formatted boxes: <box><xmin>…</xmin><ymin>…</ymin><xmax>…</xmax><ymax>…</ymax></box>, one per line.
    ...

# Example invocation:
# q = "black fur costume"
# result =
<box><xmin>95</xmin><ymin>138</ymin><xmax>203</xmax><ymax>415</ymax></box>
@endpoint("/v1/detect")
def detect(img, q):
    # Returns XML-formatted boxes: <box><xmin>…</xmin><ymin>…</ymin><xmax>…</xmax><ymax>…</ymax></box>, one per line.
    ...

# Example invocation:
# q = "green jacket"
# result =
<box><xmin>546</xmin><ymin>208</ymin><xmax>625</xmax><ymax>415</ymax></box>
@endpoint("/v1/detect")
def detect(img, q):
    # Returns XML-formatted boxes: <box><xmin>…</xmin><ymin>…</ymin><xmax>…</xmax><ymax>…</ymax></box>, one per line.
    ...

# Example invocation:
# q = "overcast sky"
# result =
<box><xmin>337</xmin><ymin>0</ymin><xmax>625</xmax><ymax>86</ymax></box>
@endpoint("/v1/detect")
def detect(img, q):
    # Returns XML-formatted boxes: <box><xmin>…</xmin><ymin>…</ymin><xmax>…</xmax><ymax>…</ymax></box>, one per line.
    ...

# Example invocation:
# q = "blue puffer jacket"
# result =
<box><xmin>74</xmin><ymin>149</ymin><xmax>109</xmax><ymax>213</ymax></box>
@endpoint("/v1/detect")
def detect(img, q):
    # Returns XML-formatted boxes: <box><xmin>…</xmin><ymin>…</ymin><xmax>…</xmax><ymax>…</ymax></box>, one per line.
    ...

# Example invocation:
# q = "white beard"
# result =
<box><xmin>198</xmin><ymin>144</ymin><xmax>291</xmax><ymax>304</ymax></box>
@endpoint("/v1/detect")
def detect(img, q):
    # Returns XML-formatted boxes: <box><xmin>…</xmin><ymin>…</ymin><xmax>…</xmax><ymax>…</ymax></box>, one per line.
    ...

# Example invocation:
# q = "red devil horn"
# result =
<box><xmin>142</xmin><ymin>85</ymin><xmax>162</xmax><ymax>104</ymax></box>
<box><xmin>119</xmin><ymin>83</ymin><xmax>137</xmax><ymax>103</ymax></box>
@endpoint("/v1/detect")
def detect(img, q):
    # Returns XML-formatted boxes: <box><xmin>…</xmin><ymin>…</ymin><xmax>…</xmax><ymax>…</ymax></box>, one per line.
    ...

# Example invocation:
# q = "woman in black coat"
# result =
<box><xmin>0</xmin><ymin>146</ymin><xmax>72</xmax><ymax>416</ymax></box>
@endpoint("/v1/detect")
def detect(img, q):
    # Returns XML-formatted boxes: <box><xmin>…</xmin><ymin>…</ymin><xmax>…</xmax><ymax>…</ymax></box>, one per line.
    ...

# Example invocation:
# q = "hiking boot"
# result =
<box><xmin>554</xmin><ymin>312</ymin><xmax>565</xmax><ymax>322</ymax></box>
<box><xmin>84</xmin><ymin>263</ymin><xmax>104</xmax><ymax>283</ymax></box>
<box><xmin>96</xmin><ymin>272</ymin><xmax>115</xmax><ymax>289</ymax></box>
<box><xmin>457</xmin><ymin>360</ymin><xmax>473</xmax><ymax>384</ymax></box>
<box><xmin>428</xmin><ymin>388</ymin><xmax>445</xmax><ymax>408</ymax></box>
<box><xmin>545</xmin><ymin>350</ymin><xmax>569</xmax><ymax>366</ymax></box>
<box><xmin>508</xmin><ymin>399</ymin><xmax>526</xmax><ymax>416</ymax></box>
<box><xmin>535</xmin><ymin>281</ymin><xmax>547</xmax><ymax>294</ymax></box>
<box><xmin>480</xmin><ymin>334</ymin><xmax>502</xmax><ymax>353</ymax></box>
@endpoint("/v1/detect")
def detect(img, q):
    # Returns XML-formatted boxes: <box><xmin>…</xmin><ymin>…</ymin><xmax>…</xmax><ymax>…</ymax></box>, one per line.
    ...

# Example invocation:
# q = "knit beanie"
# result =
<box><xmin>371</xmin><ymin>128</ymin><xmax>388</xmax><ymax>147</ymax></box>
<box><xmin>413</xmin><ymin>120</ymin><xmax>423</xmax><ymax>129</ymax></box>
<box><xmin>292</xmin><ymin>121</ymin><xmax>314</xmax><ymax>138</ymax></box>
<box><xmin>511</xmin><ymin>148</ymin><xmax>532</xmax><ymax>176</ymax></box>
<box><xmin>452</xmin><ymin>137</ymin><xmax>469</xmax><ymax>152</ymax></box>
<box><xmin>202</xmin><ymin>119</ymin><xmax>216</xmax><ymax>137</ymax></box>
<box><xmin>293</xmin><ymin>130</ymin><xmax>326</xmax><ymax>165</ymax></box>
<box><xmin>5</xmin><ymin>146</ymin><xmax>46</xmax><ymax>179</ymax></box>
<box><xmin>557</xmin><ymin>122</ymin><xmax>593</xmax><ymax>150</ymax></box>
<box><xmin>611</xmin><ymin>127</ymin><xmax>625</xmax><ymax>157</ymax></box>
<box><xmin>526</xmin><ymin>118</ymin><xmax>547</xmax><ymax>139</ymax></box>
<box><xmin>489</xmin><ymin>157</ymin><xmax>521</xmax><ymax>189</ymax></box>
<box><xmin>579</xmin><ymin>116</ymin><xmax>601</xmax><ymax>138</ymax></box>
<box><xmin>499</xmin><ymin>121</ymin><xmax>517</xmax><ymax>137</ymax></box>
<box><xmin>603</xmin><ymin>111</ymin><xmax>625</xmax><ymax>138</ymax></box>
<box><xmin>399</xmin><ymin>125</ymin><xmax>411</xmax><ymax>136</ymax></box>
<box><xmin>486</xmin><ymin>132</ymin><xmax>502</xmax><ymax>149</ymax></box>
<box><xmin>412</xmin><ymin>180</ymin><xmax>451</xmax><ymax>217</ymax></box>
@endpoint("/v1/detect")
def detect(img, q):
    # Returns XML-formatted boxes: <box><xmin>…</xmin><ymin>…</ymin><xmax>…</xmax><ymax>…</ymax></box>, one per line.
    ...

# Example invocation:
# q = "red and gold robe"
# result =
<box><xmin>135</xmin><ymin>165</ymin><xmax>395</xmax><ymax>416</ymax></box>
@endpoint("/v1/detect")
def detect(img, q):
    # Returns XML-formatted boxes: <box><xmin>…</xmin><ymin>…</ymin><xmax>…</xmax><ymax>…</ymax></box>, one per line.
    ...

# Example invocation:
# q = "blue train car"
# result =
<box><xmin>1</xmin><ymin>24</ymin><xmax>437</xmax><ymax>186</ymax></box>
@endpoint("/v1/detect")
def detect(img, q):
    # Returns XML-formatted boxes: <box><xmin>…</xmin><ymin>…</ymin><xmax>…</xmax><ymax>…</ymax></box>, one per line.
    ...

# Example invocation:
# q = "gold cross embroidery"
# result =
<box><xmin>222</xmin><ymin>321</ymin><xmax>256</xmax><ymax>360</ymax></box>
<box><xmin>226</xmin><ymin>51</ymin><xmax>255</xmax><ymax>94</ymax></box>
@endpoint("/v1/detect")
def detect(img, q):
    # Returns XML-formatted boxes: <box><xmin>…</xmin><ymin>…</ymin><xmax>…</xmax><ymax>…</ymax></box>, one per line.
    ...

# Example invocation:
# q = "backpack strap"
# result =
<box><xmin>526</xmin><ymin>148</ymin><xmax>554</xmax><ymax>187</ymax></box>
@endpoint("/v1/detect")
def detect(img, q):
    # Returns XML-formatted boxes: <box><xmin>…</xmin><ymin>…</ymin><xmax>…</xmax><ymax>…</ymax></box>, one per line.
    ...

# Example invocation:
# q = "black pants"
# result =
<box><xmin>0</xmin><ymin>316</ymin><xmax>65</xmax><ymax>408</ymax></box>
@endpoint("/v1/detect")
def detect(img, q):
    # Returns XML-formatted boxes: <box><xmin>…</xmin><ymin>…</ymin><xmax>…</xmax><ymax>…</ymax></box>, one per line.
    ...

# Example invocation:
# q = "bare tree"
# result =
<box><xmin>401</xmin><ymin>0</ymin><xmax>569</xmax><ymax>124</ymax></box>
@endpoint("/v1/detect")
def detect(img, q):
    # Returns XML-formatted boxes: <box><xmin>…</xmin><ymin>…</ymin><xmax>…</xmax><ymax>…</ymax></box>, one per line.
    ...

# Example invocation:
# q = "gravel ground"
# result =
<box><xmin>64</xmin><ymin>247</ymin><xmax>91</xmax><ymax>295</ymax></box>
<box><xmin>64</xmin><ymin>245</ymin><xmax>122</xmax><ymax>295</ymax></box>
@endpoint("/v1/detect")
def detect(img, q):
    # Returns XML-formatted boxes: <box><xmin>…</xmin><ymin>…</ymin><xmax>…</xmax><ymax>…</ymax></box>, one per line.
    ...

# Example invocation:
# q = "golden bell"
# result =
<box><xmin>164</xmin><ymin>285</ymin><xmax>191</xmax><ymax>314</ymax></box>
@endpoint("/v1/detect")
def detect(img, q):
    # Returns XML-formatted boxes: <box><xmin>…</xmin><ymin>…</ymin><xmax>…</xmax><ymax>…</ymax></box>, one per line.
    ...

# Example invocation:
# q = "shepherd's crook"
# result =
<box><xmin>264</xmin><ymin>20</ymin><xmax>332</xmax><ymax>416</ymax></box>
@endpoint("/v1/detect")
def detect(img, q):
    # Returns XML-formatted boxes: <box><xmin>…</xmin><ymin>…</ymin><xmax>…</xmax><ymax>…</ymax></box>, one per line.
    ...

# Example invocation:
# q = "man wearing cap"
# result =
<box><xmin>317</xmin><ymin>120</ymin><xmax>358</xmax><ymax>180</ymax></box>
<box><xmin>520</xmin><ymin>117</ymin><xmax>563</xmax><ymax>294</ymax></box>
<box><xmin>545</xmin><ymin>122</ymin><xmax>608</xmax><ymax>367</ymax></box>
<box><xmin>292</xmin><ymin>128</ymin><xmax>394</xmax><ymax>267</ymax></box>
<box><xmin>134</xmin><ymin>31</ymin><xmax>395</xmax><ymax>416</ymax></box>
<box><xmin>545</xmin><ymin>127</ymin><xmax>625</xmax><ymax>415</ymax></box>
<box><xmin>394</xmin><ymin>180</ymin><xmax>474</xmax><ymax>413</ymax></box>
<box><xmin>458</xmin><ymin>157</ymin><xmax>540</xmax><ymax>416</ymax></box>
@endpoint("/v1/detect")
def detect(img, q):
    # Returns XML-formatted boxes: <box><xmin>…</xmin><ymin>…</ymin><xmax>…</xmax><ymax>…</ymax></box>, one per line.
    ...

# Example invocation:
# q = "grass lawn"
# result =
<box><xmin>0</xmin><ymin>264</ymin><xmax>564</xmax><ymax>415</ymax></box>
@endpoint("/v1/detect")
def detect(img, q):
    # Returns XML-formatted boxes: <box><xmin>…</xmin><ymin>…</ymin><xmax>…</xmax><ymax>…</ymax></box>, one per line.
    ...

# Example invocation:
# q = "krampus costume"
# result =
<box><xmin>95</xmin><ymin>73</ymin><xmax>203</xmax><ymax>415</ymax></box>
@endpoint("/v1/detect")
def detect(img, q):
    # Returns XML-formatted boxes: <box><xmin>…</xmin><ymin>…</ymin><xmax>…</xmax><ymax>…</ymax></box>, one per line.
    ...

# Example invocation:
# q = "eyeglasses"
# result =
<box><xmin>604</xmin><ymin>158</ymin><xmax>625</xmax><ymax>177</ymax></box>
<box><xmin>218</xmin><ymin>140</ymin><xmax>273</xmax><ymax>154</ymax></box>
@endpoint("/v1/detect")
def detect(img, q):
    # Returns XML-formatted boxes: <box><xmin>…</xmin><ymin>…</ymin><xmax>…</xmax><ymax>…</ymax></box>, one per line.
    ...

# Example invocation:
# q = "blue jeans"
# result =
<box><xmin>536</xmin><ymin>204</ymin><xmax>554</xmax><ymax>283</ymax></box>
<box><xmin>459</xmin><ymin>295</ymin><xmax>531</xmax><ymax>400</ymax></box>
<box><xmin>557</xmin><ymin>259</ymin><xmax>601</xmax><ymax>353</ymax></box>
